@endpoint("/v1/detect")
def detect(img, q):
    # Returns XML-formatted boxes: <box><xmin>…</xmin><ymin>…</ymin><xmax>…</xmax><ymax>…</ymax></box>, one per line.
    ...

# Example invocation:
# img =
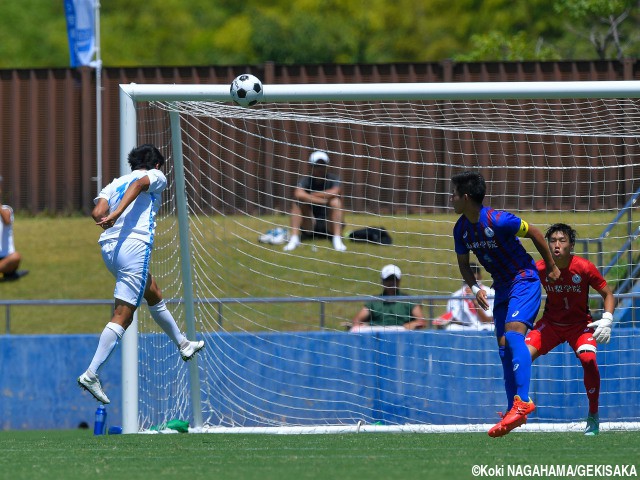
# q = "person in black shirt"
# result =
<box><xmin>283</xmin><ymin>151</ymin><xmax>347</xmax><ymax>252</ymax></box>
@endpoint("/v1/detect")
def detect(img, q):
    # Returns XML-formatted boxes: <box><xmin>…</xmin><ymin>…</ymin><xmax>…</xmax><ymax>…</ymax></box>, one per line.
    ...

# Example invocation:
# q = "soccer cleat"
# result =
<box><xmin>488</xmin><ymin>415</ymin><xmax>528</xmax><ymax>437</ymax></box>
<box><xmin>584</xmin><ymin>413</ymin><xmax>599</xmax><ymax>436</ymax></box>
<box><xmin>180</xmin><ymin>340</ymin><xmax>205</xmax><ymax>361</ymax></box>
<box><xmin>488</xmin><ymin>412</ymin><xmax>521</xmax><ymax>438</ymax></box>
<box><xmin>487</xmin><ymin>396</ymin><xmax>535</xmax><ymax>437</ymax></box>
<box><xmin>77</xmin><ymin>372</ymin><xmax>110</xmax><ymax>404</ymax></box>
<box><xmin>500</xmin><ymin>395</ymin><xmax>535</xmax><ymax>431</ymax></box>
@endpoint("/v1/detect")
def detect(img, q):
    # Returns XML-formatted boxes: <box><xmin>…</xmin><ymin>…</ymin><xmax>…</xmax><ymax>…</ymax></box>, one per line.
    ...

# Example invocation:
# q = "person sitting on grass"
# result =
<box><xmin>0</xmin><ymin>177</ymin><xmax>28</xmax><ymax>281</ymax></box>
<box><xmin>283</xmin><ymin>151</ymin><xmax>347</xmax><ymax>252</ymax></box>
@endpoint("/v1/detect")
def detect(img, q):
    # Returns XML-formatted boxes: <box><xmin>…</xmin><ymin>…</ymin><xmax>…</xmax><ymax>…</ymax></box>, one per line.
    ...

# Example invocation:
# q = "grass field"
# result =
<box><xmin>3</xmin><ymin>211</ymin><xmax>638</xmax><ymax>334</ymax></box>
<box><xmin>1</xmin><ymin>430</ymin><xmax>639</xmax><ymax>480</ymax></box>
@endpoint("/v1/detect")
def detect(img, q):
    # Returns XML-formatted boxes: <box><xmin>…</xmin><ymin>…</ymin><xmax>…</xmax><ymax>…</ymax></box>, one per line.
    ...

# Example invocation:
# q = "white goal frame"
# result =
<box><xmin>119</xmin><ymin>80</ymin><xmax>640</xmax><ymax>434</ymax></box>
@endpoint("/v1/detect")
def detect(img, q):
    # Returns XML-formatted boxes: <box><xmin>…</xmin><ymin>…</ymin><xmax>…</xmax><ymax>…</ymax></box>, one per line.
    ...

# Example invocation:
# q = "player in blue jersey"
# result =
<box><xmin>77</xmin><ymin>144</ymin><xmax>204</xmax><ymax>405</ymax></box>
<box><xmin>450</xmin><ymin>171</ymin><xmax>560</xmax><ymax>437</ymax></box>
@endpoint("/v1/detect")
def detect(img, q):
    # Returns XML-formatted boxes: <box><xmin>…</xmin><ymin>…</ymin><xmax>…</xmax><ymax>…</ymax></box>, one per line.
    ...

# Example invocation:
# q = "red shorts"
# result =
<box><xmin>525</xmin><ymin>317</ymin><xmax>597</xmax><ymax>356</ymax></box>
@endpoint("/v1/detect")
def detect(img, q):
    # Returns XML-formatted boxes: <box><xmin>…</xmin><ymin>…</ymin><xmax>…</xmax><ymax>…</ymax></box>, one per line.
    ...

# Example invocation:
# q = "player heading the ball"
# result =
<box><xmin>78</xmin><ymin>144</ymin><xmax>205</xmax><ymax>405</ymax></box>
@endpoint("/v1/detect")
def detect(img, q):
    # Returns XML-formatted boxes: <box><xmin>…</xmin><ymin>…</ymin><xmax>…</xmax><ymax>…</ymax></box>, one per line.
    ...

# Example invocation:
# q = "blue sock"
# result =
<box><xmin>499</xmin><ymin>345</ymin><xmax>516</xmax><ymax>411</ymax></box>
<box><xmin>504</xmin><ymin>331</ymin><xmax>532</xmax><ymax>403</ymax></box>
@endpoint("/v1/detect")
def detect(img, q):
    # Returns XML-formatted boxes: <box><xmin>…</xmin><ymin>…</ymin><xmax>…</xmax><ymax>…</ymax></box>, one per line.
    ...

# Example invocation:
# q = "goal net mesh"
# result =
<box><xmin>130</xmin><ymin>93</ymin><xmax>640</xmax><ymax>431</ymax></box>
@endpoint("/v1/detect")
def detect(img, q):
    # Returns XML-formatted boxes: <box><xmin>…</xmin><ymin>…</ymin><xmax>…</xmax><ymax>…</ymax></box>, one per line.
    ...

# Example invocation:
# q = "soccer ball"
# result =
<box><xmin>230</xmin><ymin>74</ymin><xmax>263</xmax><ymax>107</ymax></box>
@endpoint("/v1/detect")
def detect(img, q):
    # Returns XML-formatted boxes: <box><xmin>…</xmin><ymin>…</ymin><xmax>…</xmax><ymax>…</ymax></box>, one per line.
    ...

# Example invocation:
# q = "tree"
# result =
<box><xmin>454</xmin><ymin>31</ymin><xmax>560</xmax><ymax>62</ymax></box>
<box><xmin>0</xmin><ymin>0</ymin><xmax>638</xmax><ymax>68</ymax></box>
<box><xmin>554</xmin><ymin>0</ymin><xmax>640</xmax><ymax>60</ymax></box>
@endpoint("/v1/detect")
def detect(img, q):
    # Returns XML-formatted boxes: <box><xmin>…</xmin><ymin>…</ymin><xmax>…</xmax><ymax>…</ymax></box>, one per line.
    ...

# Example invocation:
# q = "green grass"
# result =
<box><xmin>1</xmin><ymin>430</ymin><xmax>638</xmax><ymax>480</ymax></box>
<box><xmin>5</xmin><ymin>211</ymin><xmax>638</xmax><ymax>334</ymax></box>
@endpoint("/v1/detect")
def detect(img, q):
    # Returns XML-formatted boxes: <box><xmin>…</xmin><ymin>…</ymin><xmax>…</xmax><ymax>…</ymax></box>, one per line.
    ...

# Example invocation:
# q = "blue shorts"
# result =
<box><xmin>100</xmin><ymin>238</ymin><xmax>151</xmax><ymax>307</ymax></box>
<box><xmin>492</xmin><ymin>277</ymin><xmax>541</xmax><ymax>338</ymax></box>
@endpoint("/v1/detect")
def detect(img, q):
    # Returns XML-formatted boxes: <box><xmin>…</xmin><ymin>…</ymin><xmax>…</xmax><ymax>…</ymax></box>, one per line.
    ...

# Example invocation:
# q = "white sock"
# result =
<box><xmin>283</xmin><ymin>234</ymin><xmax>300</xmax><ymax>251</ymax></box>
<box><xmin>332</xmin><ymin>235</ymin><xmax>347</xmax><ymax>251</ymax></box>
<box><xmin>148</xmin><ymin>300</ymin><xmax>186</xmax><ymax>347</ymax></box>
<box><xmin>88</xmin><ymin>322</ymin><xmax>125</xmax><ymax>374</ymax></box>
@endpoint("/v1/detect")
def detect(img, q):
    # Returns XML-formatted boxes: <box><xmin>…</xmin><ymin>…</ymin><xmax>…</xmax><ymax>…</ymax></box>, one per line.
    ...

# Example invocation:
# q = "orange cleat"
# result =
<box><xmin>488</xmin><ymin>411</ymin><xmax>509</xmax><ymax>437</ymax></box>
<box><xmin>487</xmin><ymin>396</ymin><xmax>535</xmax><ymax>437</ymax></box>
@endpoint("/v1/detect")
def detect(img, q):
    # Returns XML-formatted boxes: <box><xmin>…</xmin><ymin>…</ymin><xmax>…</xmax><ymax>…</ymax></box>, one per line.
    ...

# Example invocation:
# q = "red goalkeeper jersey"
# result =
<box><xmin>537</xmin><ymin>256</ymin><xmax>607</xmax><ymax>325</ymax></box>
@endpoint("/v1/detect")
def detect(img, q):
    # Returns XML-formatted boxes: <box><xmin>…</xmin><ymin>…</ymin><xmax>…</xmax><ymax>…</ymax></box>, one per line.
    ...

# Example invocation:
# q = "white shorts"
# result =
<box><xmin>100</xmin><ymin>238</ymin><xmax>151</xmax><ymax>307</ymax></box>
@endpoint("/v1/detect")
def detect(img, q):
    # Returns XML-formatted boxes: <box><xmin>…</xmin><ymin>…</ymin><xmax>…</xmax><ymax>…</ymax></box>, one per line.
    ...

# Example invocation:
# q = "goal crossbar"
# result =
<box><xmin>121</xmin><ymin>80</ymin><xmax>640</xmax><ymax>103</ymax></box>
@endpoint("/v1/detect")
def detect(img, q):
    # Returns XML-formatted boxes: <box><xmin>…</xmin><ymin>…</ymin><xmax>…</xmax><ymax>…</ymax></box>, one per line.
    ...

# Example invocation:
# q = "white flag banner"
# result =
<box><xmin>64</xmin><ymin>0</ymin><xmax>96</xmax><ymax>67</ymax></box>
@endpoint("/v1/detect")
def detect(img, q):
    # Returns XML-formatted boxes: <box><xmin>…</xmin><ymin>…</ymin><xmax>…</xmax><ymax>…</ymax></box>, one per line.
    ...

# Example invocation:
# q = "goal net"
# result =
<box><xmin>120</xmin><ymin>81</ymin><xmax>640</xmax><ymax>433</ymax></box>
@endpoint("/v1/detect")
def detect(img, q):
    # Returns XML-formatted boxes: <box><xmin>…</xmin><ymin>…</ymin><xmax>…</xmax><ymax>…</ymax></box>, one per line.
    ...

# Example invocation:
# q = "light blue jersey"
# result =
<box><xmin>95</xmin><ymin>169</ymin><xmax>166</xmax><ymax>246</ymax></box>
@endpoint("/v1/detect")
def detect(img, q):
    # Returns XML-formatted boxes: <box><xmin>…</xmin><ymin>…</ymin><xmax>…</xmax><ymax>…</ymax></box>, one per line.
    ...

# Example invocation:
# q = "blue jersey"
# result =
<box><xmin>453</xmin><ymin>206</ymin><xmax>538</xmax><ymax>287</ymax></box>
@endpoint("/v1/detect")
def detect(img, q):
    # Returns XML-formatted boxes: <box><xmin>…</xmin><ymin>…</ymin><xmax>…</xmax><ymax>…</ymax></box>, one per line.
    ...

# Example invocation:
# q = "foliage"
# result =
<box><xmin>454</xmin><ymin>31</ymin><xmax>561</xmax><ymax>62</ymax></box>
<box><xmin>0</xmin><ymin>0</ymin><xmax>639</xmax><ymax>68</ymax></box>
<box><xmin>554</xmin><ymin>0</ymin><xmax>640</xmax><ymax>59</ymax></box>
<box><xmin>0</xmin><ymin>1</ymin><xmax>69</xmax><ymax>68</ymax></box>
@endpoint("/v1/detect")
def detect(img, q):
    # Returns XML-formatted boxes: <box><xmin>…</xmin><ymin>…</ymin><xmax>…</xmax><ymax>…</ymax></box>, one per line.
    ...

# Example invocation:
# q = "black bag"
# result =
<box><xmin>347</xmin><ymin>226</ymin><xmax>392</xmax><ymax>245</ymax></box>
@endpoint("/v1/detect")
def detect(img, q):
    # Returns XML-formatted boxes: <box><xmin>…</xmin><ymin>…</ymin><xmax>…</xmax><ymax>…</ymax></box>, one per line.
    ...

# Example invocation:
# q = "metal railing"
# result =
<box><xmin>1</xmin><ymin>293</ymin><xmax>637</xmax><ymax>334</ymax></box>
<box><xmin>0</xmin><ymin>296</ymin><xmax>445</xmax><ymax>334</ymax></box>
<box><xmin>0</xmin><ymin>299</ymin><xmax>114</xmax><ymax>335</ymax></box>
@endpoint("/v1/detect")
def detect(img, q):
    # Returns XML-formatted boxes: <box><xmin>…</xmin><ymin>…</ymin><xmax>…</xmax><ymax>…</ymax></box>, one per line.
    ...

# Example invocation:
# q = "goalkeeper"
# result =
<box><xmin>525</xmin><ymin>223</ymin><xmax>615</xmax><ymax>436</ymax></box>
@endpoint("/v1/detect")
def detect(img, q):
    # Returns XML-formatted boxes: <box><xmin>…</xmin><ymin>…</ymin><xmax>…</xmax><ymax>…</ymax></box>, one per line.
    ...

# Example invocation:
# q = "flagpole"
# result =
<box><xmin>95</xmin><ymin>0</ymin><xmax>102</xmax><ymax>194</ymax></box>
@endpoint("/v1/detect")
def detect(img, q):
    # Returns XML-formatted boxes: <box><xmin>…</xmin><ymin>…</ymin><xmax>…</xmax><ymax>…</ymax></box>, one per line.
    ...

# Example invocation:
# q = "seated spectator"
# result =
<box><xmin>0</xmin><ymin>177</ymin><xmax>27</xmax><ymax>281</ymax></box>
<box><xmin>437</xmin><ymin>263</ymin><xmax>494</xmax><ymax>331</ymax></box>
<box><xmin>283</xmin><ymin>151</ymin><xmax>347</xmax><ymax>252</ymax></box>
<box><xmin>351</xmin><ymin>264</ymin><xmax>426</xmax><ymax>331</ymax></box>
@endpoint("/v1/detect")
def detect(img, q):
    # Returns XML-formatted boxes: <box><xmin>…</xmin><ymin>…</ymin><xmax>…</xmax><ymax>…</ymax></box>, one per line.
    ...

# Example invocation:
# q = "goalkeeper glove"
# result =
<box><xmin>587</xmin><ymin>312</ymin><xmax>613</xmax><ymax>344</ymax></box>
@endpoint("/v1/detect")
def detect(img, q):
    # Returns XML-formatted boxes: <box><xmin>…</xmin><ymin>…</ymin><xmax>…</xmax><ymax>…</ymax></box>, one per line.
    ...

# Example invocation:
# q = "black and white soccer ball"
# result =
<box><xmin>230</xmin><ymin>74</ymin><xmax>264</xmax><ymax>107</ymax></box>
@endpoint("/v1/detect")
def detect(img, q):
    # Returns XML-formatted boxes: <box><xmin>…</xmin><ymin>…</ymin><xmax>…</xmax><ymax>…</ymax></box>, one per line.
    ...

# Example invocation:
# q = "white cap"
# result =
<box><xmin>380</xmin><ymin>264</ymin><xmax>401</xmax><ymax>280</ymax></box>
<box><xmin>308</xmin><ymin>151</ymin><xmax>329</xmax><ymax>165</ymax></box>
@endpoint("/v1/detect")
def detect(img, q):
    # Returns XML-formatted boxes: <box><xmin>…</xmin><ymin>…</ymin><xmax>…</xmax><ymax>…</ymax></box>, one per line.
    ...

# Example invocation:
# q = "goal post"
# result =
<box><xmin>119</xmin><ymin>80</ymin><xmax>640</xmax><ymax>434</ymax></box>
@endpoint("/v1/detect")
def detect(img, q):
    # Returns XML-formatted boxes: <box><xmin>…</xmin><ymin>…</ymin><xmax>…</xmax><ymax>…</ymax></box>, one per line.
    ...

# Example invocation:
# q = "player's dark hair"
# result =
<box><xmin>451</xmin><ymin>171</ymin><xmax>486</xmax><ymax>204</ymax></box>
<box><xmin>545</xmin><ymin>223</ymin><xmax>576</xmax><ymax>244</ymax></box>
<box><xmin>128</xmin><ymin>144</ymin><xmax>165</xmax><ymax>170</ymax></box>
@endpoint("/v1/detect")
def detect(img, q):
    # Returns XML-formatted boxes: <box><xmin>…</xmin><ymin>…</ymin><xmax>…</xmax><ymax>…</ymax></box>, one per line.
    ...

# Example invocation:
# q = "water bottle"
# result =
<box><xmin>93</xmin><ymin>405</ymin><xmax>107</xmax><ymax>436</ymax></box>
